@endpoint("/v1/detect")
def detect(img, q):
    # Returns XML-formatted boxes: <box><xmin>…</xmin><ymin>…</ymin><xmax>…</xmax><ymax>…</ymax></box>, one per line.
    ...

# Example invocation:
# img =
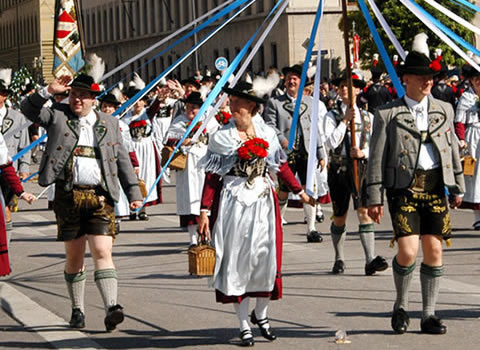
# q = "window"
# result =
<box><xmin>109</xmin><ymin>6</ymin><xmax>114</xmax><ymax>42</ymax></box>
<box><xmin>103</xmin><ymin>7</ymin><xmax>108</xmax><ymax>43</ymax></box>
<box><xmin>224</xmin><ymin>48</ymin><xmax>230</xmax><ymax>62</ymax></box>
<box><xmin>115</xmin><ymin>5</ymin><xmax>120</xmax><ymax>41</ymax></box>
<box><xmin>271</xmin><ymin>42</ymin><xmax>277</xmax><ymax>69</ymax></box>
<box><xmin>150</xmin><ymin>0</ymin><xmax>156</xmax><ymax>33</ymax></box>
<box><xmin>143</xmin><ymin>0</ymin><xmax>148</xmax><ymax>34</ymax></box>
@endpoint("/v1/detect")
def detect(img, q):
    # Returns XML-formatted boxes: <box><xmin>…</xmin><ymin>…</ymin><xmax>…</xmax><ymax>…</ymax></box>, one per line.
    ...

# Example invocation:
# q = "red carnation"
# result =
<box><xmin>237</xmin><ymin>137</ymin><xmax>269</xmax><ymax>160</ymax></box>
<box><xmin>130</xmin><ymin>119</ymin><xmax>147</xmax><ymax>129</ymax></box>
<box><xmin>91</xmin><ymin>83</ymin><xmax>100</xmax><ymax>91</ymax></box>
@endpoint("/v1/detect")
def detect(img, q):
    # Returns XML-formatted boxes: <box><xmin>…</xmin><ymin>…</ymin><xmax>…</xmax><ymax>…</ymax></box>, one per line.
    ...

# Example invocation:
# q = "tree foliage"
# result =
<box><xmin>339</xmin><ymin>0</ymin><xmax>476</xmax><ymax>70</ymax></box>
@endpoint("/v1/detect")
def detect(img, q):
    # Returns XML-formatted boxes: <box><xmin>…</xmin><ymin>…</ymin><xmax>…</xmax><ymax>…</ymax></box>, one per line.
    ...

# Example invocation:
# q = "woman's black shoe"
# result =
<box><xmin>129</xmin><ymin>213</ymin><xmax>137</xmax><ymax>221</ymax></box>
<box><xmin>138</xmin><ymin>212</ymin><xmax>149</xmax><ymax>221</ymax></box>
<box><xmin>250</xmin><ymin>310</ymin><xmax>277</xmax><ymax>341</ymax></box>
<box><xmin>420</xmin><ymin>315</ymin><xmax>447</xmax><ymax>334</ymax></box>
<box><xmin>332</xmin><ymin>260</ymin><xmax>345</xmax><ymax>274</ymax></box>
<box><xmin>391</xmin><ymin>308</ymin><xmax>409</xmax><ymax>334</ymax></box>
<box><xmin>239</xmin><ymin>329</ymin><xmax>254</xmax><ymax>347</ymax></box>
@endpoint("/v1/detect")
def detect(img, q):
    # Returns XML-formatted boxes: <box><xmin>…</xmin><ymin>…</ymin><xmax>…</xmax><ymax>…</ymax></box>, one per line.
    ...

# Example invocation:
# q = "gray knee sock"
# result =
<box><xmin>331</xmin><ymin>223</ymin><xmax>346</xmax><ymax>261</ymax></box>
<box><xmin>359</xmin><ymin>223</ymin><xmax>375</xmax><ymax>264</ymax></box>
<box><xmin>94</xmin><ymin>269</ymin><xmax>118</xmax><ymax>313</ymax></box>
<box><xmin>420</xmin><ymin>263</ymin><xmax>444</xmax><ymax>320</ymax></box>
<box><xmin>64</xmin><ymin>270</ymin><xmax>87</xmax><ymax>312</ymax></box>
<box><xmin>392</xmin><ymin>257</ymin><xmax>416</xmax><ymax>311</ymax></box>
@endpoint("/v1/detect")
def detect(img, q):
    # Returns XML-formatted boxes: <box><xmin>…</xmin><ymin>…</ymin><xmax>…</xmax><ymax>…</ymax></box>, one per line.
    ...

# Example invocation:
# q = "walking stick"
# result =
<box><xmin>341</xmin><ymin>0</ymin><xmax>359</xmax><ymax>194</ymax></box>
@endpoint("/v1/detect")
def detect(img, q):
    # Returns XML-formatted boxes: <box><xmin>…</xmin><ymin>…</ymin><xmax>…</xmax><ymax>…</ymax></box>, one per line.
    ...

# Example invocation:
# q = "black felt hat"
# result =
<box><xmin>70</xmin><ymin>74</ymin><xmax>102</xmax><ymax>95</ymax></box>
<box><xmin>0</xmin><ymin>80</ymin><xmax>10</xmax><ymax>94</ymax></box>
<box><xmin>222</xmin><ymin>81</ymin><xmax>266</xmax><ymax>104</ymax></box>
<box><xmin>330</xmin><ymin>72</ymin><xmax>366</xmax><ymax>89</ymax></box>
<box><xmin>99</xmin><ymin>92</ymin><xmax>121</xmax><ymax>106</ymax></box>
<box><xmin>398</xmin><ymin>51</ymin><xmax>436</xmax><ymax>76</ymax></box>
<box><xmin>282</xmin><ymin>64</ymin><xmax>303</xmax><ymax>78</ymax></box>
<box><xmin>182</xmin><ymin>91</ymin><xmax>204</xmax><ymax>106</ymax></box>
<box><xmin>181</xmin><ymin>77</ymin><xmax>201</xmax><ymax>89</ymax></box>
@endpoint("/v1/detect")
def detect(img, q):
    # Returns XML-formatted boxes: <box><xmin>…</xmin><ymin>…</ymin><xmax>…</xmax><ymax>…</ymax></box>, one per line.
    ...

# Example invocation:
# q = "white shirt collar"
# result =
<box><xmin>79</xmin><ymin>109</ymin><xmax>97</xmax><ymax>126</ymax></box>
<box><xmin>0</xmin><ymin>104</ymin><xmax>6</xmax><ymax>121</ymax></box>
<box><xmin>404</xmin><ymin>94</ymin><xmax>428</xmax><ymax>114</ymax></box>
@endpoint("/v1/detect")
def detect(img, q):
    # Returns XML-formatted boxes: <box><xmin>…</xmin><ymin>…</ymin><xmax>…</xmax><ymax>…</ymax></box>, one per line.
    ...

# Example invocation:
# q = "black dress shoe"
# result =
<box><xmin>365</xmin><ymin>256</ymin><xmax>389</xmax><ymax>276</ymax></box>
<box><xmin>332</xmin><ymin>260</ymin><xmax>345</xmax><ymax>274</ymax></box>
<box><xmin>307</xmin><ymin>230</ymin><xmax>323</xmax><ymax>243</ymax></box>
<box><xmin>104</xmin><ymin>304</ymin><xmax>124</xmax><ymax>332</ymax></box>
<box><xmin>129</xmin><ymin>213</ymin><xmax>137</xmax><ymax>221</ymax></box>
<box><xmin>391</xmin><ymin>308</ymin><xmax>409</xmax><ymax>334</ymax></box>
<box><xmin>138</xmin><ymin>212</ymin><xmax>149</xmax><ymax>221</ymax></box>
<box><xmin>421</xmin><ymin>315</ymin><xmax>447</xmax><ymax>334</ymax></box>
<box><xmin>250</xmin><ymin>310</ymin><xmax>277</xmax><ymax>341</ymax></box>
<box><xmin>239</xmin><ymin>329</ymin><xmax>254</xmax><ymax>347</ymax></box>
<box><xmin>69</xmin><ymin>308</ymin><xmax>85</xmax><ymax>329</ymax></box>
<box><xmin>316</xmin><ymin>211</ymin><xmax>325</xmax><ymax>223</ymax></box>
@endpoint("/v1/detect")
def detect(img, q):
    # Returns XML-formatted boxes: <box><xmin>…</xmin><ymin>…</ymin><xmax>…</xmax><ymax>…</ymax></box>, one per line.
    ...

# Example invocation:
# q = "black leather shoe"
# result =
<box><xmin>138</xmin><ymin>212</ymin><xmax>149</xmax><ymax>221</ymax></box>
<box><xmin>365</xmin><ymin>256</ymin><xmax>389</xmax><ymax>276</ymax></box>
<box><xmin>307</xmin><ymin>231</ymin><xmax>323</xmax><ymax>243</ymax></box>
<box><xmin>129</xmin><ymin>213</ymin><xmax>137</xmax><ymax>221</ymax></box>
<box><xmin>332</xmin><ymin>260</ymin><xmax>345</xmax><ymax>274</ymax></box>
<box><xmin>239</xmin><ymin>329</ymin><xmax>254</xmax><ymax>347</ymax></box>
<box><xmin>316</xmin><ymin>211</ymin><xmax>325</xmax><ymax>223</ymax></box>
<box><xmin>250</xmin><ymin>310</ymin><xmax>277</xmax><ymax>341</ymax></box>
<box><xmin>104</xmin><ymin>304</ymin><xmax>124</xmax><ymax>332</ymax></box>
<box><xmin>421</xmin><ymin>315</ymin><xmax>447</xmax><ymax>334</ymax></box>
<box><xmin>391</xmin><ymin>308</ymin><xmax>409</xmax><ymax>334</ymax></box>
<box><xmin>69</xmin><ymin>308</ymin><xmax>85</xmax><ymax>329</ymax></box>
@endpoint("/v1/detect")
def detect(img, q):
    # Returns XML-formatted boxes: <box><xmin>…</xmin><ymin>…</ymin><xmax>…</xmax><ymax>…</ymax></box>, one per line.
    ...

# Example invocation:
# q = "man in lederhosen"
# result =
<box><xmin>264</xmin><ymin>64</ymin><xmax>327</xmax><ymax>243</ymax></box>
<box><xmin>367</xmin><ymin>34</ymin><xmax>464</xmax><ymax>335</ymax></box>
<box><xmin>21</xmin><ymin>74</ymin><xmax>143</xmax><ymax>332</ymax></box>
<box><xmin>324</xmin><ymin>72</ymin><xmax>388</xmax><ymax>276</ymax></box>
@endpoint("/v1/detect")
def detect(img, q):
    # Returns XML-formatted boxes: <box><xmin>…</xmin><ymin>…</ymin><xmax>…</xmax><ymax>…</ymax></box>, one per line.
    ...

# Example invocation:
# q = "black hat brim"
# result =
<box><xmin>282</xmin><ymin>66</ymin><xmax>303</xmax><ymax>77</ymax></box>
<box><xmin>222</xmin><ymin>87</ymin><xmax>266</xmax><ymax>104</ymax></box>
<box><xmin>330</xmin><ymin>77</ymin><xmax>366</xmax><ymax>89</ymax></box>
<box><xmin>399</xmin><ymin>66</ymin><xmax>437</xmax><ymax>76</ymax></box>
<box><xmin>70</xmin><ymin>83</ymin><xmax>102</xmax><ymax>95</ymax></box>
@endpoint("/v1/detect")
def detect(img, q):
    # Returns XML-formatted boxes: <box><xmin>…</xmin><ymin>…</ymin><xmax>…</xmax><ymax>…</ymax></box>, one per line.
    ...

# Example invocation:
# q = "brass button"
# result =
<box><xmin>64</xmin><ymin>132</ymin><xmax>70</xmax><ymax>137</ymax></box>
<box><xmin>57</xmin><ymin>145</ymin><xmax>63</xmax><ymax>151</ymax></box>
<box><xmin>110</xmin><ymin>158</ymin><xmax>114</xmax><ymax>162</ymax></box>
<box><xmin>402</xmin><ymin>150</ymin><xmax>408</xmax><ymax>155</ymax></box>
<box><xmin>405</xmin><ymin>135</ymin><xmax>410</xmax><ymax>139</ymax></box>
<box><xmin>401</xmin><ymin>164</ymin><xmax>406</xmax><ymax>170</ymax></box>
<box><xmin>107</xmin><ymin>142</ymin><xmax>112</xmax><ymax>146</ymax></box>
<box><xmin>446</xmin><ymin>164</ymin><xmax>451</xmax><ymax>168</ymax></box>
<box><xmin>50</xmin><ymin>159</ymin><xmax>56</xmax><ymax>164</ymax></box>
<box><xmin>112</xmin><ymin>173</ymin><xmax>117</xmax><ymax>177</ymax></box>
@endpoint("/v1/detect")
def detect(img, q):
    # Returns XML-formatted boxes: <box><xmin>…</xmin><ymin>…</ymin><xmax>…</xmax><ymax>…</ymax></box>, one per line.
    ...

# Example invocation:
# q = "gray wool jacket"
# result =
<box><xmin>21</xmin><ymin>93</ymin><xmax>142</xmax><ymax>203</ymax></box>
<box><xmin>366</xmin><ymin>96</ymin><xmax>465</xmax><ymax>206</ymax></box>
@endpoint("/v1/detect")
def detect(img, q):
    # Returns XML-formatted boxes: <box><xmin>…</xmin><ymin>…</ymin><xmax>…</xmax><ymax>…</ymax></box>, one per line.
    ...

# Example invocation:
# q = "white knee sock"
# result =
<box><xmin>187</xmin><ymin>224</ymin><xmax>198</xmax><ymax>245</ymax></box>
<box><xmin>304</xmin><ymin>204</ymin><xmax>316</xmax><ymax>232</ymax></box>
<box><xmin>255</xmin><ymin>297</ymin><xmax>270</xmax><ymax>329</ymax></box>
<box><xmin>234</xmin><ymin>298</ymin><xmax>251</xmax><ymax>333</ymax></box>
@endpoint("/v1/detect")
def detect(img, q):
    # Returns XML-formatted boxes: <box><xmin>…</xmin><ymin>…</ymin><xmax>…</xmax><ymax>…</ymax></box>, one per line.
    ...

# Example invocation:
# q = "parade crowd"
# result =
<box><xmin>0</xmin><ymin>33</ymin><xmax>477</xmax><ymax>345</ymax></box>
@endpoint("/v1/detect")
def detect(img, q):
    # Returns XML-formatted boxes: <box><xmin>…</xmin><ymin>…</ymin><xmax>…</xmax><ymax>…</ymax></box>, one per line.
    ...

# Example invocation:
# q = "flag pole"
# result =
<box><xmin>341</xmin><ymin>0</ymin><xmax>359</xmax><ymax>193</ymax></box>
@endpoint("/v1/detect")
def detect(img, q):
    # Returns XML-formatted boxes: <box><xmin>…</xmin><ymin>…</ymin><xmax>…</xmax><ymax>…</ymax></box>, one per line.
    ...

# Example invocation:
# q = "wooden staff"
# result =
<box><xmin>341</xmin><ymin>0</ymin><xmax>359</xmax><ymax>193</ymax></box>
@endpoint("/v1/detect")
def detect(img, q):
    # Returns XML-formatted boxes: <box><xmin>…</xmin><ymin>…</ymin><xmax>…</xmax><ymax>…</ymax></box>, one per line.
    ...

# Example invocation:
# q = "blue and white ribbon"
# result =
<box><xmin>114</xmin><ymin>0</ymin><xmax>254</xmax><ymax>118</ymax></box>
<box><xmin>423</xmin><ymin>0</ymin><xmax>480</xmax><ymax>36</ymax></box>
<box><xmin>451</xmin><ymin>0</ymin><xmax>480</xmax><ymax>12</ymax></box>
<box><xmin>288</xmin><ymin>0</ymin><xmax>324</xmax><ymax>151</ymax></box>
<box><xmin>191</xmin><ymin>0</ymin><xmax>289</xmax><ymax>142</ymax></box>
<box><xmin>358</xmin><ymin>0</ymin><xmax>405</xmax><ymax>98</ymax></box>
<box><xmin>305</xmin><ymin>1</ymin><xmax>325</xmax><ymax>198</ymax></box>
<box><xmin>400</xmin><ymin>0</ymin><xmax>480</xmax><ymax>73</ymax></box>
<box><xmin>367</xmin><ymin>0</ymin><xmax>406</xmax><ymax>60</ymax></box>
<box><xmin>101</xmin><ymin>0</ymin><xmax>235</xmax><ymax>82</ymax></box>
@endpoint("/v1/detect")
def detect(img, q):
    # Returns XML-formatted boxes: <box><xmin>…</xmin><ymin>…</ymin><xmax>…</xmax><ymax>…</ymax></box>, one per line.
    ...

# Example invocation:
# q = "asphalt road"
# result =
<box><xmin>1</xmin><ymin>174</ymin><xmax>479</xmax><ymax>350</ymax></box>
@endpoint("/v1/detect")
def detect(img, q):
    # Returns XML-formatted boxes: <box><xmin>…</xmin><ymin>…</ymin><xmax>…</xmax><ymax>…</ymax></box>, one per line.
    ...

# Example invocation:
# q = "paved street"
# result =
<box><xmin>1</xmin><ymin>174</ymin><xmax>479</xmax><ymax>350</ymax></box>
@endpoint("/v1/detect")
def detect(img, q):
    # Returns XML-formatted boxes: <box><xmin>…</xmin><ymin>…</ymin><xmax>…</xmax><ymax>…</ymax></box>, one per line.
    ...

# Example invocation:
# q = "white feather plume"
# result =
<box><xmin>86</xmin><ymin>54</ymin><xmax>105</xmax><ymax>83</ymax></box>
<box><xmin>118</xmin><ymin>82</ymin><xmax>124</xmax><ymax>92</ymax></box>
<box><xmin>111</xmin><ymin>87</ymin><xmax>124</xmax><ymax>103</ymax></box>
<box><xmin>159</xmin><ymin>77</ymin><xmax>167</xmax><ymax>86</ymax></box>
<box><xmin>0</xmin><ymin>68</ymin><xmax>12</xmax><ymax>87</ymax></box>
<box><xmin>245</xmin><ymin>73</ymin><xmax>253</xmax><ymax>84</ymax></box>
<box><xmin>412</xmin><ymin>33</ymin><xmax>429</xmax><ymax>58</ymax></box>
<box><xmin>307</xmin><ymin>64</ymin><xmax>317</xmax><ymax>79</ymax></box>
<box><xmin>252</xmin><ymin>72</ymin><xmax>280</xmax><ymax>98</ymax></box>
<box><xmin>434</xmin><ymin>48</ymin><xmax>442</xmax><ymax>58</ymax></box>
<box><xmin>130</xmin><ymin>73</ymin><xmax>145</xmax><ymax>90</ymax></box>
<box><xmin>199</xmin><ymin>85</ymin><xmax>210</xmax><ymax>100</ymax></box>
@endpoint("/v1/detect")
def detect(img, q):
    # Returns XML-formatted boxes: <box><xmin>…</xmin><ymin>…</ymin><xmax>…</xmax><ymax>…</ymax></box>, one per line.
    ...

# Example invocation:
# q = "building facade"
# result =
<box><xmin>0</xmin><ymin>0</ymin><xmax>55</xmax><ymax>82</ymax></box>
<box><xmin>80</xmin><ymin>0</ymin><xmax>357</xmax><ymax>86</ymax></box>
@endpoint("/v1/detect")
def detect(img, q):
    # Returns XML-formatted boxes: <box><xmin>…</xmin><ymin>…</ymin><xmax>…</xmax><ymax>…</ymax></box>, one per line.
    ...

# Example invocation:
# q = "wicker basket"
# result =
<box><xmin>188</xmin><ymin>244</ymin><xmax>216</xmax><ymax>277</ymax></box>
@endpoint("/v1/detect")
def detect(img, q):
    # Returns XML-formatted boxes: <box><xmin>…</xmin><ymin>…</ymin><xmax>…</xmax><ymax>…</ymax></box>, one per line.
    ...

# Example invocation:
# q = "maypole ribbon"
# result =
<box><xmin>451</xmin><ymin>0</ymin><xmax>480</xmax><ymax>12</ymax></box>
<box><xmin>367</xmin><ymin>0</ymin><xmax>406</xmax><ymax>60</ymax></box>
<box><xmin>191</xmin><ymin>0</ymin><xmax>290</xmax><ymax>142</ymax></box>
<box><xmin>287</xmin><ymin>0</ymin><xmax>324</xmax><ymax>150</ymax></box>
<box><xmin>423</xmin><ymin>0</ymin><xmax>480</xmax><ymax>36</ymax></box>
<box><xmin>113</xmin><ymin>0</ymin><xmax>255</xmax><ymax>118</ymax></box>
<box><xmin>103</xmin><ymin>0</ymin><xmax>250</xmax><ymax>99</ymax></box>
<box><xmin>406</xmin><ymin>0</ymin><xmax>480</xmax><ymax>57</ymax></box>
<box><xmin>358</xmin><ymin>0</ymin><xmax>405</xmax><ymax>97</ymax></box>
<box><xmin>305</xmin><ymin>0</ymin><xmax>325</xmax><ymax>198</ymax></box>
<box><xmin>101</xmin><ymin>0</ymin><xmax>234</xmax><ymax>81</ymax></box>
<box><xmin>400</xmin><ymin>0</ymin><xmax>480</xmax><ymax>73</ymax></box>
<box><xmin>136</xmin><ymin>2</ymin><xmax>269</xmax><ymax>211</ymax></box>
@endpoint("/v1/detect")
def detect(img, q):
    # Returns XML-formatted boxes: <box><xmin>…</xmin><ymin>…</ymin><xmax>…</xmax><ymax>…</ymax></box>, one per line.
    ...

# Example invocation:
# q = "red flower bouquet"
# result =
<box><xmin>237</xmin><ymin>137</ymin><xmax>269</xmax><ymax>161</ymax></box>
<box><xmin>185</xmin><ymin>120</ymin><xmax>205</xmax><ymax>138</ymax></box>
<box><xmin>215</xmin><ymin>110</ymin><xmax>232</xmax><ymax>125</ymax></box>
<box><xmin>129</xmin><ymin>119</ymin><xmax>147</xmax><ymax>129</ymax></box>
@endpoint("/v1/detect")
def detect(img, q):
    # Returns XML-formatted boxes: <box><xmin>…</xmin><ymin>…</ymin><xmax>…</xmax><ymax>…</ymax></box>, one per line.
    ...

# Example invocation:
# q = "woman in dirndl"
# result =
<box><xmin>198</xmin><ymin>81</ymin><xmax>314</xmax><ymax>346</ymax></box>
<box><xmin>456</xmin><ymin>63</ymin><xmax>480</xmax><ymax>228</ymax></box>
<box><xmin>164</xmin><ymin>92</ymin><xmax>214</xmax><ymax>247</ymax></box>
<box><xmin>0</xmin><ymin>132</ymin><xmax>35</xmax><ymax>276</ymax></box>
